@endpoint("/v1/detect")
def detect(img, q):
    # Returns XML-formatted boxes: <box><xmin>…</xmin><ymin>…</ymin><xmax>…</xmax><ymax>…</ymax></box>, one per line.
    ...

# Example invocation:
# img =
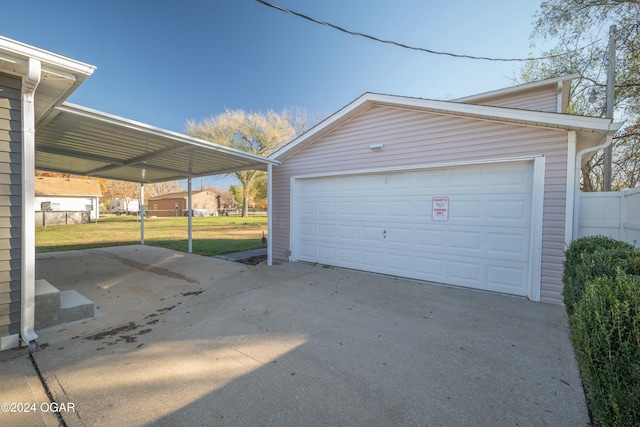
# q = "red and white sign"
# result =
<box><xmin>432</xmin><ymin>197</ymin><xmax>449</xmax><ymax>222</ymax></box>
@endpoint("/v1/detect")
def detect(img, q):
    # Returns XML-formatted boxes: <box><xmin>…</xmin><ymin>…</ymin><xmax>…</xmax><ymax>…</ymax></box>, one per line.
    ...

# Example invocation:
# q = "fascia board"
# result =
<box><xmin>0</xmin><ymin>36</ymin><xmax>95</xmax><ymax>78</ymax></box>
<box><xmin>270</xmin><ymin>93</ymin><xmax>374</xmax><ymax>161</ymax></box>
<box><xmin>272</xmin><ymin>91</ymin><xmax>619</xmax><ymax>162</ymax></box>
<box><xmin>367</xmin><ymin>93</ymin><xmax>617</xmax><ymax>132</ymax></box>
<box><xmin>453</xmin><ymin>74</ymin><xmax>580</xmax><ymax>103</ymax></box>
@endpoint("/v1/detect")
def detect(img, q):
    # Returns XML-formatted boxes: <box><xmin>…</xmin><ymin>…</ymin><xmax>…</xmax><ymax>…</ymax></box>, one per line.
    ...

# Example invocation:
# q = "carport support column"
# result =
<box><xmin>187</xmin><ymin>178</ymin><xmax>192</xmax><ymax>253</ymax></box>
<box><xmin>267</xmin><ymin>163</ymin><xmax>272</xmax><ymax>266</ymax></box>
<box><xmin>140</xmin><ymin>183</ymin><xmax>145</xmax><ymax>245</ymax></box>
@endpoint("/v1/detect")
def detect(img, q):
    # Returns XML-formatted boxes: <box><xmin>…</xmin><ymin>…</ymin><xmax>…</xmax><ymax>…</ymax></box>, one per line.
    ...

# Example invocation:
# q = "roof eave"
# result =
<box><xmin>271</xmin><ymin>92</ymin><xmax>618</xmax><ymax>162</ymax></box>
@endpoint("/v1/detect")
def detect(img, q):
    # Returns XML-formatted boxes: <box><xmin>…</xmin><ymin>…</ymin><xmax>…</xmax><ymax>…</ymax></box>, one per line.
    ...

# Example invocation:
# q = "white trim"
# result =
<box><xmin>20</xmin><ymin>58</ymin><xmax>41</xmax><ymax>345</ymax></box>
<box><xmin>529</xmin><ymin>156</ymin><xmax>545</xmax><ymax>302</ymax></box>
<box><xmin>289</xmin><ymin>156</ymin><xmax>543</xmax><ymax>299</ymax></box>
<box><xmin>0</xmin><ymin>35</ymin><xmax>95</xmax><ymax>77</ymax></box>
<box><xmin>454</xmin><ymin>74</ymin><xmax>580</xmax><ymax>103</ymax></box>
<box><xmin>289</xmin><ymin>156</ymin><xmax>542</xmax><ymax>181</ymax></box>
<box><xmin>565</xmin><ymin>131</ymin><xmax>577</xmax><ymax>246</ymax></box>
<box><xmin>556</xmin><ymin>81</ymin><xmax>563</xmax><ymax>113</ymax></box>
<box><xmin>271</xmin><ymin>91</ymin><xmax>619</xmax><ymax>162</ymax></box>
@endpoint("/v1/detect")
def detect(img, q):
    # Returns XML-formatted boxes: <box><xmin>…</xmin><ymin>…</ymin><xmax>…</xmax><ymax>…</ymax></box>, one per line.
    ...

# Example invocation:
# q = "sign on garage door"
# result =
<box><xmin>293</xmin><ymin>161</ymin><xmax>535</xmax><ymax>296</ymax></box>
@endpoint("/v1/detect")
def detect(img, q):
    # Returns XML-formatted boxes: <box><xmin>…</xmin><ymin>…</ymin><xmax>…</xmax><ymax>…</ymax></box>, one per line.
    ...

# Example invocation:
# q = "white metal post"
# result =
<box><xmin>267</xmin><ymin>163</ymin><xmax>273</xmax><ymax>266</ymax></box>
<box><xmin>140</xmin><ymin>183</ymin><xmax>145</xmax><ymax>244</ymax></box>
<box><xmin>188</xmin><ymin>178</ymin><xmax>193</xmax><ymax>253</ymax></box>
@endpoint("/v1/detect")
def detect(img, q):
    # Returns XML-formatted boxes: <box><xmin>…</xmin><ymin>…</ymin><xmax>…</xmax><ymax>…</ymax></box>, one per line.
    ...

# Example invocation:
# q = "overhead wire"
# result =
<box><xmin>256</xmin><ymin>0</ymin><xmax>596</xmax><ymax>63</ymax></box>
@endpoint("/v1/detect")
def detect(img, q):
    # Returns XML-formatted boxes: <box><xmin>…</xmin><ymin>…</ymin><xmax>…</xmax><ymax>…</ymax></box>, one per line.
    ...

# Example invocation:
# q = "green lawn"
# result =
<box><xmin>36</xmin><ymin>215</ymin><xmax>268</xmax><ymax>256</ymax></box>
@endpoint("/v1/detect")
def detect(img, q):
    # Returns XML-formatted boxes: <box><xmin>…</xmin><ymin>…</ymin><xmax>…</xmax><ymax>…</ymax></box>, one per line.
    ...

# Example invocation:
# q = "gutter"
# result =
<box><xmin>572</xmin><ymin>123</ymin><xmax>621</xmax><ymax>240</ymax></box>
<box><xmin>21</xmin><ymin>58</ymin><xmax>41</xmax><ymax>346</ymax></box>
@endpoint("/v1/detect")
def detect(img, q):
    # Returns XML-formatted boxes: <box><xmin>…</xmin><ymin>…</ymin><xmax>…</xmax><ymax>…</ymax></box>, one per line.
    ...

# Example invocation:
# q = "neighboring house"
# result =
<box><xmin>148</xmin><ymin>190</ymin><xmax>219</xmax><ymax>217</ymax></box>
<box><xmin>34</xmin><ymin>177</ymin><xmax>102</xmax><ymax>220</ymax></box>
<box><xmin>269</xmin><ymin>76</ymin><xmax>620</xmax><ymax>305</ymax></box>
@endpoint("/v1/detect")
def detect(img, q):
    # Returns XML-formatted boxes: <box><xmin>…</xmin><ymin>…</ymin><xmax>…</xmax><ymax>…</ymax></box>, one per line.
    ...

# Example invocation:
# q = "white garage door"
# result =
<box><xmin>293</xmin><ymin>161</ymin><xmax>534</xmax><ymax>296</ymax></box>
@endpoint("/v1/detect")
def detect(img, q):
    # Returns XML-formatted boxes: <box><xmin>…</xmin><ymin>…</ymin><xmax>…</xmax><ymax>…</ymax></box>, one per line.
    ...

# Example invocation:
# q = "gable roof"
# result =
<box><xmin>35</xmin><ymin>177</ymin><xmax>102</xmax><ymax>197</ymax></box>
<box><xmin>270</xmin><ymin>90</ymin><xmax>621</xmax><ymax>162</ymax></box>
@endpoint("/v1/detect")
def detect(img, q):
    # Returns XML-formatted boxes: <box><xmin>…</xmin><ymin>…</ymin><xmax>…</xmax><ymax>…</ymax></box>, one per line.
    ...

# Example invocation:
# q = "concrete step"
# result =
<box><xmin>34</xmin><ymin>279</ymin><xmax>94</xmax><ymax>330</ymax></box>
<box><xmin>59</xmin><ymin>290</ymin><xmax>94</xmax><ymax>324</ymax></box>
<box><xmin>35</xmin><ymin>279</ymin><xmax>61</xmax><ymax>329</ymax></box>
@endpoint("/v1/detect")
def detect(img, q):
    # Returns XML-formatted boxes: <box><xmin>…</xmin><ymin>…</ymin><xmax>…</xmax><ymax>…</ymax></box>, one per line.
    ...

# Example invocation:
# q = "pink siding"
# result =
<box><xmin>465</xmin><ymin>85</ymin><xmax>559</xmax><ymax>113</ymax></box>
<box><xmin>272</xmin><ymin>105</ymin><xmax>570</xmax><ymax>304</ymax></box>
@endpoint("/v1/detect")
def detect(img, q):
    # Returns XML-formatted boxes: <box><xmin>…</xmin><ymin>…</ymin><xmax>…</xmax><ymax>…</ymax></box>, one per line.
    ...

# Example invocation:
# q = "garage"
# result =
<box><xmin>292</xmin><ymin>160</ymin><xmax>540</xmax><ymax>296</ymax></box>
<box><xmin>270</xmin><ymin>85</ymin><xmax>618</xmax><ymax>304</ymax></box>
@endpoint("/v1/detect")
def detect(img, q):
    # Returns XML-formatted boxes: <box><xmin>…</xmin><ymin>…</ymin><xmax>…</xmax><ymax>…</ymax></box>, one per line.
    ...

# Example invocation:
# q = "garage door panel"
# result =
<box><xmin>339</xmin><ymin>201</ymin><xmax>359</xmax><ymax>216</ymax></box>
<box><xmin>361</xmin><ymin>249</ymin><xmax>385</xmax><ymax>270</ymax></box>
<box><xmin>294</xmin><ymin>161</ymin><xmax>533</xmax><ymax>296</ymax></box>
<box><xmin>415</xmin><ymin>256</ymin><xmax>446</xmax><ymax>277</ymax></box>
<box><xmin>487</xmin><ymin>264</ymin><xmax>528</xmax><ymax>294</ymax></box>
<box><xmin>488</xmin><ymin>231</ymin><xmax>529</xmax><ymax>258</ymax></box>
<box><xmin>317</xmin><ymin>223</ymin><xmax>336</xmax><ymax>239</ymax></box>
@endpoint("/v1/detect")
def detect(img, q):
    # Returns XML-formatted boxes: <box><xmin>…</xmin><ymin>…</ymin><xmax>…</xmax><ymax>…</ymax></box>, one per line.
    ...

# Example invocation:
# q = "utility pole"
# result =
<box><xmin>603</xmin><ymin>25</ymin><xmax>616</xmax><ymax>191</ymax></box>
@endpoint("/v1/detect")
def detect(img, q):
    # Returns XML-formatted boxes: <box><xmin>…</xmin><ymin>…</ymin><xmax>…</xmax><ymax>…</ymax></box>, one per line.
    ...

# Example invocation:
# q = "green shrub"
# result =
<box><xmin>570</xmin><ymin>273</ymin><xmax>640</xmax><ymax>427</ymax></box>
<box><xmin>562</xmin><ymin>236</ymin><xmax>639</xmax><ymax>315</ymax></box>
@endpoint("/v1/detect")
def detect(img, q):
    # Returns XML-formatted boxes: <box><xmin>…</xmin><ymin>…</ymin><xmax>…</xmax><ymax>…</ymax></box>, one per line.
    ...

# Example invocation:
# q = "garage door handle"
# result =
<box><xmin>383</xmin><ymin>229</ymin><xmax>387</xmax><ymax>238</ymax></box>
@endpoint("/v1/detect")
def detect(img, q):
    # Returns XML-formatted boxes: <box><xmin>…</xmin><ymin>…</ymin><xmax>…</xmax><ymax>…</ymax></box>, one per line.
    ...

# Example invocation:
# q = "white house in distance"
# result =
<box><xmin>34</xmin><ymin>177</ymin><xmax>102</xmax><ymax>220</ymax></box>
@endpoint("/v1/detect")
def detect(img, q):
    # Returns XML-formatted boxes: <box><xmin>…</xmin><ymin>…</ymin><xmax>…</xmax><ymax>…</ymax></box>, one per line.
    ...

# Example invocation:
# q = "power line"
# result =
<box><xmin>256</xmin><ymin>0</ymin><xmax>587</xmax><ymax>62</ymax></box>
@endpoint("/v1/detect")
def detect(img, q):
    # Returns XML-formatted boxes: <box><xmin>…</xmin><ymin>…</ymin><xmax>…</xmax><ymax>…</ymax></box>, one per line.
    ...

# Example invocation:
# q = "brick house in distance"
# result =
<box><xmin>148</xmin><ymin>190</ymin><xmax>219</xmax><ymax>217</ymax></box>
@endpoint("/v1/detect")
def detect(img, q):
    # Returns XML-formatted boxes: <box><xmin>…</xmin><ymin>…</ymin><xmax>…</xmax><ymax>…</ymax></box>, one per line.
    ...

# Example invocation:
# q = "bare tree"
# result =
<box><xmin>521</xmin><ymin>0</ymin><xmax>640</xmax><ymax>191</ymax></box>
<box><xmin>186</xmin><ymin>109</ymin><xmax>299</xmax><ymax>217</ymax></box>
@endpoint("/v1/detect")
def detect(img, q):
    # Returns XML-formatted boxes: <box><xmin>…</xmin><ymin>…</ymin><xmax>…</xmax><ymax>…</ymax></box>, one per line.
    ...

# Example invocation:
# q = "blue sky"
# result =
<box><xmin>3</xmin><ymin>0</ymin><xmax>552</xmax><ymax>189</ymax></box>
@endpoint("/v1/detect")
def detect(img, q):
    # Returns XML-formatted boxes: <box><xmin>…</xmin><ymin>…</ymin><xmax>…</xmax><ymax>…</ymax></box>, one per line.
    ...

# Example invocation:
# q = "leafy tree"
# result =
<box><xmin>521</xmin><ymin>0</ymin><xmax>640</xmax><ymax>190</ymax></box>
<box><xmin>186</xmin><ymin>109</ymin><xmax>303</xmax><ymax>217</ymax></box>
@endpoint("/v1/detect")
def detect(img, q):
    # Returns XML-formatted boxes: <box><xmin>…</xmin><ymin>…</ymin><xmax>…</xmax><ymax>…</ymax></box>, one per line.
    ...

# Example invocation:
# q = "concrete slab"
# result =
<box><xmin>214</xmin><ymin>247</ymin><xmax>267</xmax><ymax>261</ymax></box>
<box><xmin>2</xmin><ymin>245</ymin><xmax>588</xmax><ymax>426</ymax></box>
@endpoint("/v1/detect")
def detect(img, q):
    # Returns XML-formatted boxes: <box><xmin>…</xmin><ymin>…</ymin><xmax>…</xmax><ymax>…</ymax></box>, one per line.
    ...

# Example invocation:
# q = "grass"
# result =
<box><xmin>36</xmin><ymin>215</ymin><xmax>268</xmax><ymax>256</ymax></box>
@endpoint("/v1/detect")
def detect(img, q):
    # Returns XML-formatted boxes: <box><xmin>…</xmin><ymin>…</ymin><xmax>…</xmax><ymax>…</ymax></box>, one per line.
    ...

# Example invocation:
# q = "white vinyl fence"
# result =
<box><xmin>578</xmin><ymin>187</ymin><xmax>640</xmax><ymax>248</ymax></box>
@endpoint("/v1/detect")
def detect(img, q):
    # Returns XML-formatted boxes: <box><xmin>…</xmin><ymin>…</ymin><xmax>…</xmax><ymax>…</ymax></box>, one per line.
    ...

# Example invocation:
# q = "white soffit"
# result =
<box><xmin>36</xmin><ymin>103</ymin><xmax>278</xmax><ymax>183</ymax></box>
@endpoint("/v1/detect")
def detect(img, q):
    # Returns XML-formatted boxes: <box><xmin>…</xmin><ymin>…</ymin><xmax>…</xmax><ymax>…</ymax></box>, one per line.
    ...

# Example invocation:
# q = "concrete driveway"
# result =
<box><xmin>2</xmin><ymin>245</ymin><xmax>589</xmax><ymax>426</ymax></box>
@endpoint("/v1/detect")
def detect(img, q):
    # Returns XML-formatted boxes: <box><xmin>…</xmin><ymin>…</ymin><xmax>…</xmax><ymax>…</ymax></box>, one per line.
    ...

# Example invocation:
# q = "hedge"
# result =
<box><xmin>562</xmin><ymin>236</ymin><xmax>639</xmax><ymax>315</ymax></box>
<box><xmin>571</xmin><ymin>273</ymin><xmax>640</xmax><ymax>427</ymax></box>
<box><xmin>563</xmin><ymin>236</ymin><xmax>640</xmax><ymax>426</ymax></box>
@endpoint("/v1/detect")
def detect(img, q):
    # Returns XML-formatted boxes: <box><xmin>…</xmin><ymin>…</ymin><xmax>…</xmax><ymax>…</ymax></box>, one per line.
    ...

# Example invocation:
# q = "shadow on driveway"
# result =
<box><xmin>23</xmin><ymin>245</ymin><xmax>588</xmax><ymax>426</ymax></box>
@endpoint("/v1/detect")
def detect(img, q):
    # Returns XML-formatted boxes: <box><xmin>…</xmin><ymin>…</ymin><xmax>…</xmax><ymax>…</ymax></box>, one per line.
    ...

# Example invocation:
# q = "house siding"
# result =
<box><xmin>0</xmin><ymin>73</ymin><xmax>21</xmax><ymax>338</ymax></box>
<box><xmin>464</xmin><ymin>85</ymin><xmax>559</xmax><ymax>113</ymax></box>
<box><xmin>272</xmin><ymin>105</ymin><xmax>569</xmax><ymax>304</ymax></box>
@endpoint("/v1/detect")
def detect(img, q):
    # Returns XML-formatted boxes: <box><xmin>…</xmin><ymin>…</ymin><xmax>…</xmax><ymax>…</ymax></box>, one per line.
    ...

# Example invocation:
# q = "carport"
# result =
<box><xmin>34</xmin><ymin>102</ymin><xmax>278</xmax><ymax>254</ymax></box>
<box><xmin>0</xmin><ymin>35</ymin><xmax>277</xmax><ymax>350</ymax></box>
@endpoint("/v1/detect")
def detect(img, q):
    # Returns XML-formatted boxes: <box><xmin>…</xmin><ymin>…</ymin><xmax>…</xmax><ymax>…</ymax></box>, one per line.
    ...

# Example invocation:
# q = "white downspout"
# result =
<box><xmin>572</xmin><ymin>132</ymin><xmax>615</xmax><ymax>240</ymax></box>
<box><xmin>267</xmin><ymin>163</ymin><xmax>273</xmax><ymax>266</ymax></box>
<box><xmin>21</xmin><ymin>58</ymin><xmax>41</xmax><ymax>346</ymax></box>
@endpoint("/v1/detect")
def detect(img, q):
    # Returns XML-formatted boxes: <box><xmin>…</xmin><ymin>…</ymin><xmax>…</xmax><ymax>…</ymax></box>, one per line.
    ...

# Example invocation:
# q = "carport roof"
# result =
<box><xmin>36</xmin><ymin>103</ymin><xmax>278</xmax><ymax>184</ymax></box>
